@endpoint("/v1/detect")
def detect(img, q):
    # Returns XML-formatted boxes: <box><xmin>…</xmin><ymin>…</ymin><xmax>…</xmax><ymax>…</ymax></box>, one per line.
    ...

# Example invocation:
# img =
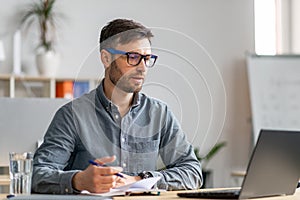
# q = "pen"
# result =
<box><xmin>89</xmin><ymin>160</ymin><xmax>126</xmax><ymax>179</ymax></box>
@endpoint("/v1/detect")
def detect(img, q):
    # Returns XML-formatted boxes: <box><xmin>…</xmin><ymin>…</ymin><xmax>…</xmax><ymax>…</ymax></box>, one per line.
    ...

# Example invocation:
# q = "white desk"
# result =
<box><xmin>231</xmin><ymin>170</ymin><xmax>246</xmax><ymax>186</ymax></box>
<box><xmin>0</xmin><ymin>188</ymin><xmax>299</xmax><ymax>200</ymax></box>
<box><xmin>116</xmin><ymin>188</ymin><xmax>300</xmax><ymax>199</ymax></box>
<box><xmin>0</xmin><ymin>175</ymin><xmax>9</xmax><ymax>186</ymax></box>
<box><xmin>0</xmin><ymin>175</ymin><xmax>9</xmax><ymax>194</ymax></box>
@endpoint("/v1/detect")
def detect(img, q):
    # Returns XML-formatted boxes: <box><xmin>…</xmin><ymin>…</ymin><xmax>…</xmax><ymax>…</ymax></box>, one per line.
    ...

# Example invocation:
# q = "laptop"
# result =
<box><xmin>178</xmin><ymin>129</ymin><xmax>300</xmax><ymax>199</ymax></box>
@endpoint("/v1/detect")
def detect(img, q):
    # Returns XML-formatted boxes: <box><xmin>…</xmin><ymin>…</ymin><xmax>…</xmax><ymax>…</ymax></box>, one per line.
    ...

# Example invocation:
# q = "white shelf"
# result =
<box><xmin>0</xmin><ymin>74</ymin><xmax>98</xmax><ymax>98</ymax></box>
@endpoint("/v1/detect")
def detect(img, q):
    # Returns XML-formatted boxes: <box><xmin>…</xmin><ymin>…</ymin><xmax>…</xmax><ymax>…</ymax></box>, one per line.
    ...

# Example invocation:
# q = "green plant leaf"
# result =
<box><xmin>203</xmin><ymin>141</ymin><xmax>226</xmax><ymax>163</ymax></box>
<box><xmin>20</xmin><ymin>0</ymin><xmax>59</xmax><ymax>52</ymax></box>
<box><xmin>194</xmin><ymin>141</ymin><xmax>227</xmax><ymax>164</ymax></box>
<box><xmin>194</xmin><ymin>147</ymin><xmax>202</xmax><ymax>161</ymax></box>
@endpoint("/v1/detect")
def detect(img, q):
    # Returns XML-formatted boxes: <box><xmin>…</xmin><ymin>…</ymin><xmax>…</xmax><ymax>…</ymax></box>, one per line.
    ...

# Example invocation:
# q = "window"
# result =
<box><xmin>254</xmin><ymin>0</ymin><xmax>276</xmax><ymax>55</ymax></box>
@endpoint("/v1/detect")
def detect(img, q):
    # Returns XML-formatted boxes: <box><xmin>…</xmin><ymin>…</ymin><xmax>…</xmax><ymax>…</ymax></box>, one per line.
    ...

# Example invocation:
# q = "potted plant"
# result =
<box><xmin>20</xmin><ymin>0</ymin><xmax>61</xmax><ymax>77</ymax></box>
<box><xmin>194</xmin><ymin>141</ymin><xmax>226</xmax><ymax>188</ymax></box>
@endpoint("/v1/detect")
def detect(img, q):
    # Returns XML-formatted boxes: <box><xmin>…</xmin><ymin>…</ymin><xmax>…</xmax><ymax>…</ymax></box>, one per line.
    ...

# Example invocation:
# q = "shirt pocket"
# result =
<box><xmin>126</xmin><ymin>139</ymin><xmax>160</xmax><ymax>153</ymax></box>
<box><xmin>122</xmin><ymin>140</ymin><xmax>160</xmax><ymax>173</ymax></box>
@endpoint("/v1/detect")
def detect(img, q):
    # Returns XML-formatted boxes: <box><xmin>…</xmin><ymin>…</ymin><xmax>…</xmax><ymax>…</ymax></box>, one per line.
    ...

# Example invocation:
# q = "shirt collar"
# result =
<box><xmin>132</xmin><ymin>92</ymin><xmax>141</xmax><ymax>108</ymax></box>
<box><xmin>96</xmin><ymin>80</ymin><xmax>111</xmax><ymax>112</ymax></box>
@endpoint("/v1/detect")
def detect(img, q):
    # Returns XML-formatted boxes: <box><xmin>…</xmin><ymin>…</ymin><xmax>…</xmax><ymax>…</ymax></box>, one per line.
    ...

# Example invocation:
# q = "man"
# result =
<box><xmin>32</xmin><ymin>18</ymin><xmax>202</xmax><ymax>194</ymax></box>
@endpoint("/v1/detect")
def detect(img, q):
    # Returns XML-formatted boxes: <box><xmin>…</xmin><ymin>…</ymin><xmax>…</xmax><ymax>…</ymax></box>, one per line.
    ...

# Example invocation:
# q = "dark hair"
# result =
<box><xmin>99</xmin><ymin>19</ymin><xmax>153</xmax><ymax>51</ymax></box>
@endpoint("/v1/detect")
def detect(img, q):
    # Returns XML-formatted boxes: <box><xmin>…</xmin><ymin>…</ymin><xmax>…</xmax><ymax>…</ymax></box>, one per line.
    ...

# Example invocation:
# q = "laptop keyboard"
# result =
<box><xmin>177</xmin><ymin>189</ymin><xmax>241</xmax><ymax>199</ymax></box>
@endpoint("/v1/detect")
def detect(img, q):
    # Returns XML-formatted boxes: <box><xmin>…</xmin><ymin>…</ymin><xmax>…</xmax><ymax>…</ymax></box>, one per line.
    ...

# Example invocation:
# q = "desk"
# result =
<box><xmin>0</xmin><ymin>176</ymin><xmax>9</xmax><ymax>194</ymax></box>
<box><xmin>231</xmin><ymin>170</ymin><xmax>246</xmax><ymax>186</ymax></box>
<box><xmin>0</xmin><ymin>176</ymin><xmax>9</xmax><ymax>186</ymax></box>
<box><xmin>0</xmin><ymin>189</ymin><xmax>299</xmax><ymax>200</ymax></box>
<box><xmin>115</xmin><ymin>188</ymin><xmax>300</xmax><ymax>200</ymax></box>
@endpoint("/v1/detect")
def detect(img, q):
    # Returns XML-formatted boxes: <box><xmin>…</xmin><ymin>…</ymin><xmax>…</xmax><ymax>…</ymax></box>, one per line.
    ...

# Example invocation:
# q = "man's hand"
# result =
<box><xmin>72</xmin><ymin>156</ymin><xmax>123</xmax><ymax>193</ymax></box>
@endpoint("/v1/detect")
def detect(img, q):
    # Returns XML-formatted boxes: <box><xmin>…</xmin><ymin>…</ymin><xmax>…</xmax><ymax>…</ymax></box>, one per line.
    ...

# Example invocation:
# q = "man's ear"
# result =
<box><xmin>100</xmin><ymin>49</ymin><xmax>111</xmax><ymax>68</ymax></box>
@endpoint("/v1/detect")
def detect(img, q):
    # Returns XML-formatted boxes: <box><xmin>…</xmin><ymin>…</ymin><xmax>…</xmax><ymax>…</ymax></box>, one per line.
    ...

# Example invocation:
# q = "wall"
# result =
<box><xmin>291</xmin><ymin>0</ymin><xmax>300</xmax><ymax>53</ymax></box>
<box><xmin>0</xmin><ymin>98</ymin><xmax>69</xmax><ymax>166</ymax></box>
<box><xmin>277</xmin><ymin>0</ymin><xmax>291</xmax><ymax>54</ymax></box>
<box><xmin>278</xmin><ymin>0</ymin><xmax>300</xmax><ymax>54</ymax></box>
<box><xmin>0</xmin><ymin>0</ymin><xmax>254</xmax><ymax>187</ymax></box>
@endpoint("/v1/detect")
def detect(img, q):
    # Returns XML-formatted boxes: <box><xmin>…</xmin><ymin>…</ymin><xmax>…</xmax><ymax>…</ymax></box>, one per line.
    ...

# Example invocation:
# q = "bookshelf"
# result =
<box><xmin>0</xmin><ymin>74</ymin><xmax>99</xmax><ymax>98</ymax></box>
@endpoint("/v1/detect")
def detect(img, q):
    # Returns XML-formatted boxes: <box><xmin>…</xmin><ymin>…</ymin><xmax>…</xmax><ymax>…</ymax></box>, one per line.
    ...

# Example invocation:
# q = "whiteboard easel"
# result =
<box><xmin>247</xmin><ymin>54</ymin><xmax>300</xmax><ymax>144</ymax></box>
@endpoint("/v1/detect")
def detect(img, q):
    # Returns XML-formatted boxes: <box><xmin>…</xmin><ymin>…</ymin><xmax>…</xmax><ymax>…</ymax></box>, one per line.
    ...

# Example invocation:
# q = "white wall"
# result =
<box><xmin>291</xmin><ymin>0</ymin><xmax>300</xmax><ymax>53</ymax></box>
<box><xmin>0</xmin><ymin>98</ymin><xmax>69</xmax><ymax>166</ymax></box>
<box><xmin>0</xmin><ymin>0</ymin><xmax>254</xmax><ymax>187</ymax></box>
<box><xmin>278</xmin><ymin>0</ymin><xmax>300</xmax><ymax>54</ymax></box>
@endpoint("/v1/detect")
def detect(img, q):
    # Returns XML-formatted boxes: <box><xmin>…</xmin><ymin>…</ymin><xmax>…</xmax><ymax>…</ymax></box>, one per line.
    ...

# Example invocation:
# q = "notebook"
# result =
<box><xmin>178</xmin><ymin>129</ymin><xmax>300</xmax><ymax>199</ymax></box>
<box><xmin>81</xmin><ymin>177</ymin><xmax>163</xmax><ymax>197</ymax></box>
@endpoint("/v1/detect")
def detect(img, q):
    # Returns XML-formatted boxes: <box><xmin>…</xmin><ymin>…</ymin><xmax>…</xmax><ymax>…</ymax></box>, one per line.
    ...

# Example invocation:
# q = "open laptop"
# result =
<box><xmin>178</xmin><ymin>129</ymin><xmax>300</xmax><ymax>199</ymax></box>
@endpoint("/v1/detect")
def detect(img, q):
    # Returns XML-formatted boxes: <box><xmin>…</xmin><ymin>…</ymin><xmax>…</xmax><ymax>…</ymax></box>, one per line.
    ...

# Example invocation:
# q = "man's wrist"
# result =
<box><xmin>138</xmin><ymin>171</ymin><xmax>153</xmax><ymax>179</ymax></box>
<box><xmin>72</xmin><ymin>172</ymin><xmax>82</xmax><ymax>193</ymax></box>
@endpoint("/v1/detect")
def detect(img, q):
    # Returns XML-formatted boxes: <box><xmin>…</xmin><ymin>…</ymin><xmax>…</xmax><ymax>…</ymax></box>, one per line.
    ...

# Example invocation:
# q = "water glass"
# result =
<box><xmin>9</xmin><ymin>152</ymin><xmax>33</xmax><ymax>195</ymax></box>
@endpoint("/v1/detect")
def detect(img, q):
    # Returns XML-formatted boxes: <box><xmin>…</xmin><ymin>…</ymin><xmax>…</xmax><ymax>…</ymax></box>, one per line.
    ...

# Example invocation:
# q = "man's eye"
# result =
<box><xmin>129</xmin><ymin>54</ymin><xmax>140</xmax><ymax>60</ymax></box>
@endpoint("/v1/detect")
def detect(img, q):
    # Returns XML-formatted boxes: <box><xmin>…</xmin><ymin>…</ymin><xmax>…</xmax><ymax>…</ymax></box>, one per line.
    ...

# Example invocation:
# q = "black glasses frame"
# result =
<box><xmin>106</xmin><ymin>48</ymin><xmax>158</xmax><ymax>68</ymax></box>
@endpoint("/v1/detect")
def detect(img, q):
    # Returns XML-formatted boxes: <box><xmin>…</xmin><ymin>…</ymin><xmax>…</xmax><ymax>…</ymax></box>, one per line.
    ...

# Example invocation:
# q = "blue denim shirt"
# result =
<box><xmin>32</xmin><ymin>80</ymin><xmax>202</xmax><ymax>194</ymax></box>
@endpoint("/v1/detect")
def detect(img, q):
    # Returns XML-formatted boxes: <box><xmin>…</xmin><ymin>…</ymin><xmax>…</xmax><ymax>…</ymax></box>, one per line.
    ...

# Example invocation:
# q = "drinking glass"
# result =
<box><xmin>9</xmin><ymin>152</ymin><xmax>33</xmax><ymax>195</ymax></box>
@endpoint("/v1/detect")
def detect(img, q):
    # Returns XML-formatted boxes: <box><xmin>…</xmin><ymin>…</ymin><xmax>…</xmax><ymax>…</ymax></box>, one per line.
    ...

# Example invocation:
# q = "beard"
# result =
<box><xmin>109</xmin><ymin>61</ymin><xmax>144</xmax><ymax>93</ymax></box>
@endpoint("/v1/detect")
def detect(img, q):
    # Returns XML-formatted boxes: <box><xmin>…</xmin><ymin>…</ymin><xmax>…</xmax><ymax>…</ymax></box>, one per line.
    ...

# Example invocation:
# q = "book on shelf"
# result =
<box><xmin>56</xmin><ymin>81</ymin><xmax>73</xmax><ymax>99</ymax></box>
<box><xmin>73</xmin><ymin>81</ymin><xmax>89</xmax><ymax>98</ymax></box>
<box><xmin>56</xmin><ymin>81</ymin><xmax>90</xmax><ymax>99</ymax></box>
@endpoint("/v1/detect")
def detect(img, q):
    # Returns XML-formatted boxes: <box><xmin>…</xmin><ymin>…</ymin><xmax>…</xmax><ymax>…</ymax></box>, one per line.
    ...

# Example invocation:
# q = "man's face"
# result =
<box><xmin>108</xmin><ymin>38</ymin><xmax>152</xmax><ymax>93</ymax></box>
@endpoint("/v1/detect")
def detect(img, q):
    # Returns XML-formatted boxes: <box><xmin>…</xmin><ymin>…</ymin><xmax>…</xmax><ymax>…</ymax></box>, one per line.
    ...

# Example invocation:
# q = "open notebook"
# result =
<box><xmin>82</xmin><ymin>176</ymin><xmax>163</xmax><ymax>197</ymax></box>
<box><xmin>178</xmin><ymin>129</ymin><xmax>300</xmax><ymax>199</ymax></box>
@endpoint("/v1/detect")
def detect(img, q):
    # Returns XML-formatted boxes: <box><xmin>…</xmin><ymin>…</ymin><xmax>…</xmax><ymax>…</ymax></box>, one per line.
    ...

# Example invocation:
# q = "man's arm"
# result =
<box><xmin>149</xmin><ymin>108</ymin><xmax>203</xmax><ymax>190</ymax></box>
<box><xmin>32</xmin><ymin>104</ymin><xmax>79</xmax><ymax>194</ymax></box>
<box><xmin>151</xmin><ymin>145</ymin><xmax>202</xmax><ymax>190</ymax></box>
<box><xmin>32</xmin><ymin>104</ymin><xmax>141</xmax><ymax>194</ymax></box>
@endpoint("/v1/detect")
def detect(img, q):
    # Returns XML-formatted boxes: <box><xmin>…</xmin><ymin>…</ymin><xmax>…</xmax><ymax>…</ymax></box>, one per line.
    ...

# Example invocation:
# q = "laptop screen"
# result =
<box><xmin>239</xmin><ymin>129</ymin><xmax>300</xmax><ymax>199</ymax></box>
<box><xmin>177</xmin><ymin>129</ymin><xmax>300</xmax><ymax>199</ymax></box>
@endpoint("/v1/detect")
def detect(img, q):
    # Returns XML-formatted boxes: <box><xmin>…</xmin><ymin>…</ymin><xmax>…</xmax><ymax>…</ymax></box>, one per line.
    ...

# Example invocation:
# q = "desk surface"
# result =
<box><xmin>0</xmin><ymin>189</ymin><xmax>299</xmax><ymax>200</ymax></box>
<box><xmin>115</xmin><ymin>189</ymin><xmax>300</xmax><ymax>200</ymax></box>
<box><xmin>0</xmin><ymin>175</ymin><xmax>9</xmax><ymax>186</ymax></box>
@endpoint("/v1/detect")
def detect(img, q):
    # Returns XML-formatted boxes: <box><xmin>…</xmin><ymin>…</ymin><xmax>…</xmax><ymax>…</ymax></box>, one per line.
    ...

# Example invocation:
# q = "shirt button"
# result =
<box><xmin>121</xmin><ymin>137</ymin><xmax>125</xmax><ymax>142</ymax></box>
<box><xmin>122</xmin><ymin>163</ymin><xmax>127</xmax><ymax>167</ymax></box>
<box><xmin>65</xmin><ymin>188</ymin><xmax>69</xmax><ymax>193</ymax></box>
<box><xmin>115</xmin><ymin>114</ymin><xmax>119</xmax><ymax>119</ymax></box>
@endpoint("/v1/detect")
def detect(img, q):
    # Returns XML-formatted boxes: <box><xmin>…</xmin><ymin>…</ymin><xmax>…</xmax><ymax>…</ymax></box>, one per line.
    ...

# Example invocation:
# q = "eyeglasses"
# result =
<box><xmin>106</xmin><ymin>48</ymin><xmax>158</xmax><ymax>68</ymax></box>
